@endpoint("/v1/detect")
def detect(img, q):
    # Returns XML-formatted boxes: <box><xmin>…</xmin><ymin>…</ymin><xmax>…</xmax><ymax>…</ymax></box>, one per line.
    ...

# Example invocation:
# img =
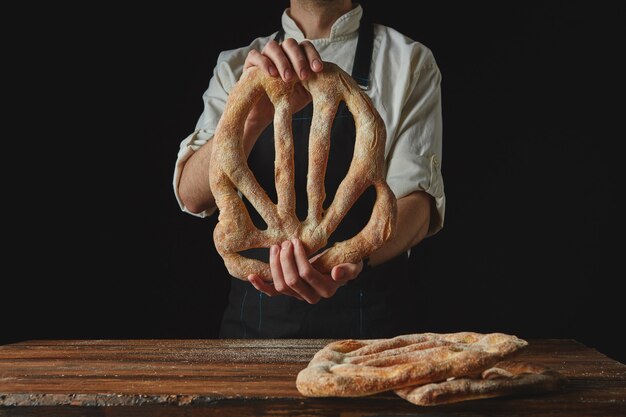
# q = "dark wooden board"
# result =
<box><xmin>1</xmin><ymin>338</ymin><xmax>625</xmax><ymax>416</ymax></box>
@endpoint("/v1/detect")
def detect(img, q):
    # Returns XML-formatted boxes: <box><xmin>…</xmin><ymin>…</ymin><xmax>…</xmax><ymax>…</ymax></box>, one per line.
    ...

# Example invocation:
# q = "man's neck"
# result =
<box><xmin>289</xmin><ymin>0</ymin><xmax>353</xmax><ymax>39</ymax></box>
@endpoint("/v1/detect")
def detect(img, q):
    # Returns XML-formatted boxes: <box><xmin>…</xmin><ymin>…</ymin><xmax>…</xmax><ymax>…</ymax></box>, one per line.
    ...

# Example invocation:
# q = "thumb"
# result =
<box><xmin>332</xmin><ymin>262</ymin><xmax>361</xmax><ymax>281</ymax></box>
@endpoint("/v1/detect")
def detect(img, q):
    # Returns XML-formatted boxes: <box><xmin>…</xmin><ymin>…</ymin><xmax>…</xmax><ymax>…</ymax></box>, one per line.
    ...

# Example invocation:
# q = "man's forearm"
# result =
<box><xmin>178</xmin><ymin>140</ymin><xmax>216</xmax><ymax>214</ymax></box>
<box><xmin>368</xmin><ymin>191</ymin><xmax>432</xmax><ymax>266</ymax></box>
<box><xmin>178</xmin><ymin>119</ymin><xmax>271</xmax><ymax>214</ymax></box>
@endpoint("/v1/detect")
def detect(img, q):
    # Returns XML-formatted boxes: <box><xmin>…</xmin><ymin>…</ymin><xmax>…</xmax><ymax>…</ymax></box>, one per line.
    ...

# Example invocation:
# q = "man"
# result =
<box><xmin>173</xmin><ymin>0</ymin><xmax>445</xmax><ymax>338</ymax></box>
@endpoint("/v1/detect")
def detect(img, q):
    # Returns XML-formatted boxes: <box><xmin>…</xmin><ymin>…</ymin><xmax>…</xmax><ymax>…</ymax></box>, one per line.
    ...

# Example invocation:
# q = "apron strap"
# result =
<box><xmin>351</xmin><ymin>13</ymin><xmax>373</xmax><ymax>89</ymax></box>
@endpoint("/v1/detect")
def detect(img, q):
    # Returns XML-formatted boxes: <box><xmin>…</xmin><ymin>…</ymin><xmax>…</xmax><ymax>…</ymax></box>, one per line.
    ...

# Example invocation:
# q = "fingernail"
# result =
<box><xmin>269</xmin><ymin>66</ymin><xmax>278</xmax><ymax>76</ymax></box>
<box><xmin>283</xmin><ymin>69</ymin><xmax>293</xmax><ymax>81</ymax></box>
<box><xmin>291</xmin><ymin>238</ymin><xmax>299</xmax><ymax>247</ymax></box>
<box><xmin>300</xmin><ymin>69</ymin><xmax>308</xmax><ymax>80</ymax></box>
<box><xmin>282</xmin><ymin>241</ymin><xmax>290</xmax><ymax>250</ymax></box>
<box><xmin>335</xmin><ymin>269</ymin><xmax>344</xmax><ymax>280</ymax></box>
<box><xmin>312</xmin><ymin>59</ymin><xmax>322</xmax><ymax>71</ymax></box>
<box><xmin>270</xmin><ymin>245</ymin><xmax>278</xmax><ymax>255</ymax></box>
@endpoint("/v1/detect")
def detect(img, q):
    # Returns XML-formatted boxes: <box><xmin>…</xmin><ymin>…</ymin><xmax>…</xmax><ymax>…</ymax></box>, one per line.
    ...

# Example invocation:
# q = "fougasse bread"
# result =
<box><xmin>209</xmin><ymin>62</ymin><xmax>396</xmax><ymax>281</ymax></box>
<box><xmin>296</xmin><ymin>332</ymin><xmax>529</xmax><ymax>397</ymax></box>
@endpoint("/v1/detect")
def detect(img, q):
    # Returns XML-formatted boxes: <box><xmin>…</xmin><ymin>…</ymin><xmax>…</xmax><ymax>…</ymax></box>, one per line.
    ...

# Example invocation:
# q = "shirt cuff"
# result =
<box><xmin>173</xmin><ymin>129</ymin><xmax>217</xmax><ymax>218</ymax></box>
<box><xmin>386</xmin><ymin>154</ymin><xmax>445</xmax><ymax>236</ymax></box>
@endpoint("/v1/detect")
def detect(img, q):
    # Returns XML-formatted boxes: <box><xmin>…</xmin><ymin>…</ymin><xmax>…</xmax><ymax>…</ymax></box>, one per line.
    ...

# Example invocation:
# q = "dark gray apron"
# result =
<box><xmin>219</xmin><ymin>16</ymin><xmax>411</xmax><ymax>339</ymax></box>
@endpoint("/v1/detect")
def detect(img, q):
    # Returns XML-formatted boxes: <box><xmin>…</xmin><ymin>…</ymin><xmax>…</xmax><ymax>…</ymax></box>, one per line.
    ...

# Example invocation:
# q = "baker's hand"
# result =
<box><xmin>242</xmin><ymin>39</ymin><xmax>324</xmax><ymax>131</ymax></box>
<box><xmin>244</xmin><ymin>38</ymin><xmax>323</xmax><ymax>82</ymax></box>
<box><xmin>248</xmin><ymin>239</ymin><xmax>363</xmax><ymax>304</ymax></box>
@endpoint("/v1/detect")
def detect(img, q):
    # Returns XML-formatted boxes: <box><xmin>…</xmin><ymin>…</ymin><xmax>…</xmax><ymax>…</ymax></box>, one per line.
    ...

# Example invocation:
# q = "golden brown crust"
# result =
<box><xmin>295</xmin><ymin>332</ymin><xmax>529</xmax><ymax>397</ymax></box>
<box><xmin>394</xmin><ymin>360</ymin><xmax>566</xmax><ymax>406</ymax></box>
<box><xmin>209</xmin><ymin>62</ymin><xmax>396</xmax><ymax>281</ymax></box>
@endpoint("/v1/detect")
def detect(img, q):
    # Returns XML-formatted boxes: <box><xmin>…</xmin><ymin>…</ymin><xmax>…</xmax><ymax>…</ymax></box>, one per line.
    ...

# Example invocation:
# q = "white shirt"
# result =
<box><xmin>173</xmin><ymin>4</ymin><xmax>445</xmax><ymax>235</ymax></box>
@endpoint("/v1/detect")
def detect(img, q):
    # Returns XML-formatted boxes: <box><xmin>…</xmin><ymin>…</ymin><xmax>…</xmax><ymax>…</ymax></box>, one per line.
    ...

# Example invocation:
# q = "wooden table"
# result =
<box><xmin>1</xmin><ymin>339</ymin><xmax>624</xmax><ymax>416</ymax></box>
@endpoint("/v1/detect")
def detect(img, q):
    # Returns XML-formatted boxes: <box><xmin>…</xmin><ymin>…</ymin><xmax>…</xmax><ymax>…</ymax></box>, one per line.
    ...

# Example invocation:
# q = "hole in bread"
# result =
<box><xmin>243</xmin><ymin>111</ymin><xmax>275</xmax><ymax>233</ymax></box>
<box><xmin>238</xmin><ymin>246</ymin><xmax>270</xmax><ymax>263</ymax></box>
<box><xmin>293</xmin><ymin>103</ymin><xmax>313</xmax><ymax>222</ymax></box>
<box><xmin>246</xmin><ymin>121</ymin><xmax>279</xmax><ymax>209</ymax></box>
<box><xmin>324</xmin><ymin>183</ymin><xmax>376</xmax><ymax>249</ymax></box>
<box><xmin>321</xmin><ymin>101</ymin><xmax>355</xmax><ymax>210</ymax></box>
<box><xmin>240</xmin><ymin>193</ymin><xmax>269</xmax><ymax>231</ymax></box>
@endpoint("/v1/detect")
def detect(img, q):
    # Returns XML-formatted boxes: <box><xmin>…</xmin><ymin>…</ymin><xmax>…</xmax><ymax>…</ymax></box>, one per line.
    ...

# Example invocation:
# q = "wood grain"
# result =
<box><xmin>1</xmin><ymin>339</ymin><xmax>625</xmax><ymax>416</ymax></box>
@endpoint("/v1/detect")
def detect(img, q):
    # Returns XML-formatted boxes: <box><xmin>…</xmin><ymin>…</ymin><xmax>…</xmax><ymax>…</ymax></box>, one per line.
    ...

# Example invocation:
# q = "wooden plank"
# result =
<box><xmin>0</xmin><ymin>339</ymin><xmax>325</xmax><ymax>363</ymax></box>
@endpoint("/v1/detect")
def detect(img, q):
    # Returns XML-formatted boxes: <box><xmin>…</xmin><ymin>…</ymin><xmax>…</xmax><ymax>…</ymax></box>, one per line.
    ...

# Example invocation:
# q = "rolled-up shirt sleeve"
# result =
<box><xmin>172</xmin><ymin>54</ymin><xmax>240</xmax><ymax>218</ymax></box>
<box><xmin>385</xmin><ymin>51</ymin><xmax>445</xmax><ymax>236</ymax></box>
<box><xmin>173</xmin><ymin>128</ymin><xmax>216</xmax><ymax>218</ymax></box>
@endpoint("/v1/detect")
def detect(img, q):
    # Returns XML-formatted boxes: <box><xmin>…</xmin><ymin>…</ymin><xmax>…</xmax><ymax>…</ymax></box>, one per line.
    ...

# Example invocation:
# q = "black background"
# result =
<box><xmin>4</xmin><ymin>2</ymin><xmax>624</xmax><ymax>364</ymax></box>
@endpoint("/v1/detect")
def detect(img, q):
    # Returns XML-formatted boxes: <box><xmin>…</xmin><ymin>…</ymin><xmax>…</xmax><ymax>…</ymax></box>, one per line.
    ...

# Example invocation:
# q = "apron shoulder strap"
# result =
<box><xmin>352</xmin><ymin>13</ymin><xmax>374</xmax><ymax>89</ymax></box>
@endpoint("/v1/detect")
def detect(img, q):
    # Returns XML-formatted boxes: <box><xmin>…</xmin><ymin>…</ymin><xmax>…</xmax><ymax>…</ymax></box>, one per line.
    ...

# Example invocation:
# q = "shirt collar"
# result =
<box><xmin>281</xmin><ymin>4</ymin><xmax>363</xmax><ymax>42</ymax></box>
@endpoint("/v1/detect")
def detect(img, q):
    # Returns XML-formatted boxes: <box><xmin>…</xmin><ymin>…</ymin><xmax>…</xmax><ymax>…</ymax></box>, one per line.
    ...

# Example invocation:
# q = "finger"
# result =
<box><xmin>269</xmin><ymin>244</ymin><xmax>304</xmax><ymax>301</ymax></box>
<box><xmin>281</xmin><ymin>38</ymin><xmax>311</xmax><ymax>80</ymax></box>
<box><xmin>244</xmin><ymin>49</ymin><xmax>278</xmax><ymax>77</ymax></box>
<box><xmin>251</xmin><ymin>274</ymin><xmax>304</xmax><ymax>301</ymax></box>
<box><xmin>292</xmin><ymin>239</ymin><xmax>337</xmax><ymax>299</ymax></box>
<box><xmin>269</xmin><ymin>245</ymin><xmax>288</xmax><ymax>292</ymax></box>
<box><xmin>262</xmin><ymin>39</ymin><xmax>295</xmax><ymax>82</ymax></box>
<box><xmin>332</xmin><ymin>262</ymin><xmax>363</xmax><ymax>282</ymax></box>
<box><xmin>299</xmin><ymin>40</ymin><xmax>323</xmax><ymax>72</ymax></box>
<box><xmin>280</xmin><ymin>240</ymin><xmax>319</xmax><ymax>304</ymax></box>
<box><xmin>248</xmin><ymin>274</ymin><xmax>279</xmax><ymax>297</ymax></box>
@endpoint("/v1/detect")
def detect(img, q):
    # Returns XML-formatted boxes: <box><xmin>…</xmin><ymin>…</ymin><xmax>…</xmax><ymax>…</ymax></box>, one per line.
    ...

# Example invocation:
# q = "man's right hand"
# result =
<box><xmin>247</xmin><ymin>239</ymin><xmax>363</xmax><ymax>304</ymax></box>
